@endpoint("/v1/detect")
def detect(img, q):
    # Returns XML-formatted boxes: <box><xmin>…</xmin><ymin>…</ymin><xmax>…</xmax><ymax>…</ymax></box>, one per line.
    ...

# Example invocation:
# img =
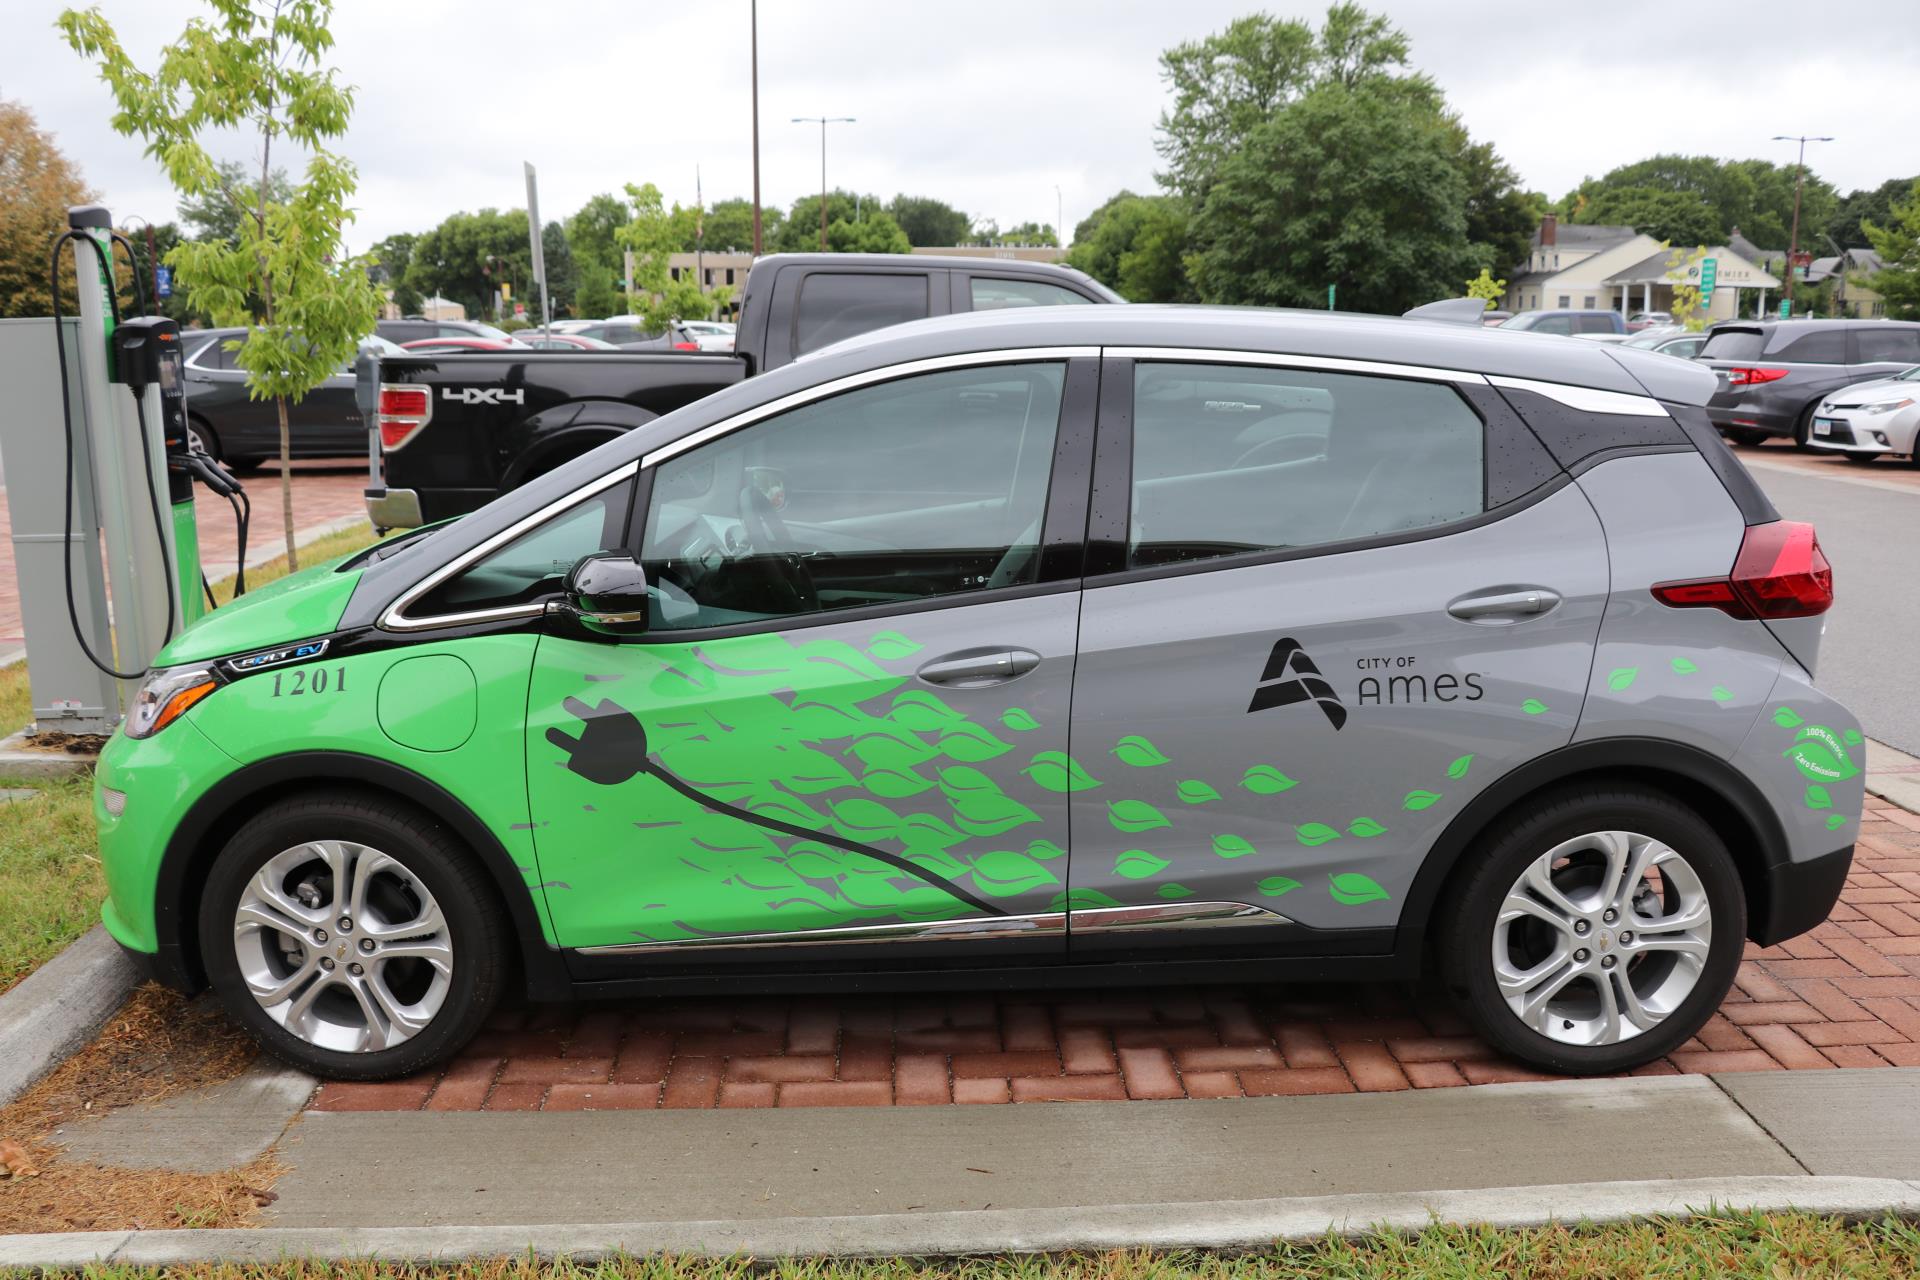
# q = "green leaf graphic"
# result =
<box><xmin>1242</xmin><ymin>764</ymin><xmax>1299</xmax><ymax>795</ymax></box>
<box><xmin>891</xmin><ymin>690</ymin><xmax>964</xmax><ymax>733</ymax></box>
<box><xmin>1177</xmin><ymin>779</ymin><xmax>1221</xmax><ymax>805</ymax></box>
<box><xmin>1446</xmin><ymin>754</ymin><xmax>1475</xmax><ymax>780</ymax></box>
<box><xmin>1114</xmin><ymin>849</ymin><xmax>1170</xmax><ymax>880</ymax></box>
<box><xmin>1710</xmin><ymin>686</ymin><xmax>1733</xmax><ymax>703</ymax></box>
<box><xmin>1027</xmin><ymin>838</ymin><xmax>1067</xmax><ymax>862</ymax></box>
<box><xmin>1402</xmin><ymin>790</ymin><xmax>1442</xmax><ymax>812</ymax></box>
<box><xmin>867</xmin><ymin>631</ymin><xmax>922</xmax><ymax>661</ymax></box>
<box><xmin>1329</xmin><ymin>872</ymin><xmax>1391</xmax><ymax>905</ymax></box>
<box><xmin>1826</xmin><ymin>814</ymin><xmax>1849</xmax><ymax>831</ymax></box>
<box><xmin>1522</xmin><ymin>698</ymin><xmax>1549</xmax><ymax>716</ymax></box>
<box><xmin>863</xmin><ymin>766</ymin><xmax>934</xmax><ymax>798</ymax></box>
<box><xmin>1773</xmin><ymin>706</ymin><xmax>1804</xmax><ymax>729</ymax></box>
<box><xmin>1256</xmin><ymin>875</ymin><xmax>1302</xmax><ymax>897</ymax></box>
<box><xmin>969</xmin><ymin>850</ymin><xmax>1058</xmax><ymax>897</ymax></box>
<box><xmin>1607</xmin><ymin>667</ymin><xmax>1639</xmax><ymax>691</ymax></box>
<box><xmin>1671</xmin><ymin>656</ymin><xmax>1699</xmax><ymax>675</ymax></box>
<box><xmin>1782</xmin><ymin>725</ymin><xmax>1860</xmax><ymax>783</ymax></box>
<box><xmin>1108</xmin><ymin>799</ymin><xmax>1172</xmax><ymax>833</ymax></box>
<box><xmin>1050</xmin><ymin>888</ymin><xmax>1123</xmax><ymax>911</ymax></box>
<box><xmin>937</xmin><ymin>765</ymin><xmax>997</xmax><ymax>794</ymax></box>
<box><xmin>1296</xmin><ymin>822</ymin><xmax>1342</xmax><ymax>847</ymax></box>
<box><xmin>1844</xmin><ymin>729</ymin><xmax>1864</xmax><ymax>747</ymax></box>
<box><xmin>1023</xmin><ymin>751</ymin><xmax>1101</xmax><ymax>793</ymax></box>
<box><xmin>1805</xmin><ymin>785</ymin><xmax>1833</xmax><ymax>811</ymax></box>
<box><xmin>1211</xmin><ymin>834</ymin><xmax>1257</xmax><ymax>860</ymax></box>
<box><xmin>1348</xmin><ymin>817</ymin><xmax>1386</xmax><ymax>838</ymax></box>
<box><xmin>1001</xmin><ymin>707</ymin><xmax>1039</xmax><ymax>732</ymax></box>
<box><xmin>1157</xmin><ymin>882</ymin><xmax>1194</xmax><ymax>900</ymax></box>
<box><xmin>1112</xmin><ymin>735</ymin><xmax>1171</xmax><ymax>767</ymax></box>
<box><xmin>949</xmin><ymin>791</ymin><xmax>1041</xmax><ymax>838</ymax></box>
<box><xmin>937</xmin><ymin>722</ymin><xmax>1011</xmax><ymax>763</ymax></box>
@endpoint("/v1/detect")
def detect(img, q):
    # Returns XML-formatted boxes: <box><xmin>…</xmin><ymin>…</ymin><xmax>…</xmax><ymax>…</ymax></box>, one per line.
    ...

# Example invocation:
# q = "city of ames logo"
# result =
<box><xmin>1247</xmin><ymin>636</ymin><xmax>1347</xmax><ymax>730</ymax></box>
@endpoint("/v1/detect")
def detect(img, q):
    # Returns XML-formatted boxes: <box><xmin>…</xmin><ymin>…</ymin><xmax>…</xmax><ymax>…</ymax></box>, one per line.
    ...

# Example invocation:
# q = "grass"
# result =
<box><xmin>0</xmin><ymin>521</ymin><xmax>384</xmax><ymax>992</ymax></box>
<box><xmin>4</xmin><ymin>1212</ymin><xmax>1920</xmax><ymax>1270</ymax></box>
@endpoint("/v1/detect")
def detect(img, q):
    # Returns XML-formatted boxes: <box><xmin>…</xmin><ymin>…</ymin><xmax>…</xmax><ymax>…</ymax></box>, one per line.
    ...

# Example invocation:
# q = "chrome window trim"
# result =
<box><xmin>1487</xmin><ymin>375</ymin><xmax>1667</xmax><ymax>418</ymax></box>
<box><xmin>640</xmin><ymin>346</ymin><xmax>1101</xmax><ymax>469</ymax></box>
<box><xmin>184</xmin><ymin>334</ymin><xmax>231</xmax><ymax>373</ymax></box>
<box><xmin>1105</xmin><ymin>345</ymin><xmax>1489</xmax><ymax>385</ymax></box>
<box><xmin>379</xmin><ymin>461</ymin><xmax>639</xmax><ymax>632</ymax></box>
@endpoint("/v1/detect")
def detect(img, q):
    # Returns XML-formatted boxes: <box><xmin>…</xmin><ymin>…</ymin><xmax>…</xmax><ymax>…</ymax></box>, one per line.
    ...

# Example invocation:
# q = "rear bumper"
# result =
<box><xmin>1706</xmin><ymin>402</ymin><xmax>1795</xmax><ymax>436</ymax></box>
<box><xmin>1754</xmin><ymin>842</ymin><xmax>1853</xmax><ymax>946</ymax></box>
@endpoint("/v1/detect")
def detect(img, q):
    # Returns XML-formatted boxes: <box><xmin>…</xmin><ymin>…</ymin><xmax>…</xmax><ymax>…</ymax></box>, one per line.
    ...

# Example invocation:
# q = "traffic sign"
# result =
<box><xmin>154</xmin><ymin>265</ymin><xmax>172</xmax><ymax>299</ymax></box>
<box><xmin>1698</xmin><ymin>257</ymin><xmax>1716</xmax><ymax>306</ymax></box>
<box><xmin>1778</xmin><ymin>299</ymin><xmax>1791</xmax><ymax>318</ymax></box>
<box><xmin>1327</xmin><ymin>283</ymin><xmax>1336</xmax><ymax>310</ymax></box>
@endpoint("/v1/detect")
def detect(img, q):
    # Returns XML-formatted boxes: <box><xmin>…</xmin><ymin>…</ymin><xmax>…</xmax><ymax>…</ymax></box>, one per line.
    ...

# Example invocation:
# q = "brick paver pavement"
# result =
<box><xmin>0</xmin><ymin>463</ymin><xmax>369</xmax><ymax>654</ymax></box>
<box><xmin>310</xmin><ymin>793</ymin><xmax>1920</xmax><ymax>1113</ymax></box>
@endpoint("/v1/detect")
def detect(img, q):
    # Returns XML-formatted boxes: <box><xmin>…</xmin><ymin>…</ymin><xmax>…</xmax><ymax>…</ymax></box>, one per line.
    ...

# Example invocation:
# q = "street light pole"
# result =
<box><xmin>750</xmin><ymin>0</ymin><xmax>761</xmax><ymax>257</ymax></box>
<box><xmin>1772</xmin><ymin>133</ymin><xmax>1833</xmax><ymax>309</ymax></box>
<box><xmin>793</xmin><ymin>115</ymin><xmax>854</xmax><ymax>251</ymax></box>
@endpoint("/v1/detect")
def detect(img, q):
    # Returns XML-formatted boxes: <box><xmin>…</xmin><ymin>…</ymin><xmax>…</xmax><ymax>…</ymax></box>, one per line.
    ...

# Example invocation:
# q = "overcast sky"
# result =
<box><xmin>7</xmin><ymin>0</ymin><xmax>1915</xmax><ymax>251</ymax></box>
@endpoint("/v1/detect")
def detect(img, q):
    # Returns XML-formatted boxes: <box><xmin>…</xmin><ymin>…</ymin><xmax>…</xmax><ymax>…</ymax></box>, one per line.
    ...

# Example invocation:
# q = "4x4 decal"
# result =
<box><xmin>1247</xmin><ymin>637</ymin><xmax>1347</xmax><ymax>729</ymax></box>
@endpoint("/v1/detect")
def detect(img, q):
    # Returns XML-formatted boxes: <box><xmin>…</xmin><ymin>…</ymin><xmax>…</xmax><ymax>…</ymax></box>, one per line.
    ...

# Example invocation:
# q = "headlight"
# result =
<box><xmin>124</xmin><ymin>665</ymin><xmax>217</xmax><ymax>739</ymax></box>
<box><xmin>1864</xmin><ymin>397</ymin><xmax>1914</xmax><ymax>413</ymax></box>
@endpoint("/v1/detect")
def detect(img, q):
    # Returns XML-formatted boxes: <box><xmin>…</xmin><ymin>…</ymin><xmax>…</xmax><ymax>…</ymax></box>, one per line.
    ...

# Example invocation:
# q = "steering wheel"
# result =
<box><xmin>737</xmin><ymin>484</ymin><xmax>817</xmax><ymax>612</ymax></box>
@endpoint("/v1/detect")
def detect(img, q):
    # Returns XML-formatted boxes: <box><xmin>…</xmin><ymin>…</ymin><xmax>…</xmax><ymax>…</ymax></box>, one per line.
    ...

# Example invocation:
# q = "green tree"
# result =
<box><xmin>537</xmin><ymin>219</ymin><xmax>576</xmax><ymax>318</ymax></box>
<box><xmin>1561</xmin><ymin>154</ymin><xmax>1840</xmax><ymax>252</ymax></box>
<box><xmin>1187</xmin><ymin>78</ymin><xmax>1468</xmax><ymax>315</ymax></box>
<box><xmin>1068</xmin><ymin>192</ymin><xmax>1192</xmax><ymax>302</ymax></box>
<box><xmin>1454</xmin><ymin>132</ymin><xmax>1535</xmax><ymax>276</ymax></box>
<box><xmin>1663</xmin><ymin>243</ymin><xmax>1710</xmax><ymax>329</ymax></box>
<box><xmin>0</xmin><ymin>98</ymin><xmax>94</xmax><ymax>320</ymax></box>
<box><xmin>888</xmin><ymin>194</ymin><xmax>969</xmax><ymax>247</ymax></box>
<box><xmin>62</xmin><ymin>0</ymin><xmax>381</xmax><ymax>571</ymax></box>
<box><xmin>614</xmin><ymin>182</ymin><xmax>708</xmax><ymax>329</ymax></box>
<box><xmin>1862</xmin><ymin>179</ymin><xmax>1920</xmax><ymax>320</ymax></box>
<box><xmin>565</xmin><ymin>192</ymin><xmax>631</xmax><ymax>275</ymax></box>
<box><xmin>698</xmin><ymin>197</ymin><xmax>778</xmax><ymax>253</ymax></box>
<box><xmin>774</xmin><ymin>190</ymin><xmax>872</xmax><ymax>252</ymax></box>
<box><xmin>179</xmin><ymin>159</ymin><xmax>291</xmax><ymax>243</ymax></box>
<box><xmin>405</xmin><ymin>208</ymin><xmax>534</xmax><ymax>318</ymax></box>
<box><xmin>824</xmin><ymin>210</ymin><xmax>912</xmax><ymax>255</ymax></box>
<box><xmin>1576</xmin><ymin>185</ymin><xmax>1721</xmax><ymax>246</ymax></box>
<box><xmin>371</xmin><ymin>232</ymin><xmax>421</xmax><ymax>315</ymax></box>
<box><xmin>1464</xmin><ymin>267</ymin><xmax>1505</xmax><ymax>309</ymax></box>
<box><xmin>996</xmin><ymin>221</ymin><xmax>1059</xmax><ymax>247</ymax></box>
<box><xmin>1828</xmin><ymin>176</ymin><xmax>1918</xmax><ymax>249</ymax></box>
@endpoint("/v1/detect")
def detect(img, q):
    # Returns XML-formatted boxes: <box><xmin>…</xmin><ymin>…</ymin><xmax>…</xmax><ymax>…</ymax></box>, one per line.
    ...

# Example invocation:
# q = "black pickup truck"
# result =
<box><xmin>364</xmin><ymin>253</ymin><xmax>1118</xmax><ymax>527</ymax></box>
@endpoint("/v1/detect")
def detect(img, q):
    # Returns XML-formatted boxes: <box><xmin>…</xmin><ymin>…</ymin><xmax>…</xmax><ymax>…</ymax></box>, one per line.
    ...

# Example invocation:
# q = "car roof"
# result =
<box><xmin>800</xmin><ymin>304</ymin><xmax>1716</xmax><ymax>404</ymax></box>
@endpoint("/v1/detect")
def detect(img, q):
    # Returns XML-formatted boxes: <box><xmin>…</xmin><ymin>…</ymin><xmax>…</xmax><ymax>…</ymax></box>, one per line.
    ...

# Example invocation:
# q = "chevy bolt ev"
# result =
<box><xmin>97</xmin><ymin>307</ymin><xmax>1860</xmax><ymax>1080</ymax></box>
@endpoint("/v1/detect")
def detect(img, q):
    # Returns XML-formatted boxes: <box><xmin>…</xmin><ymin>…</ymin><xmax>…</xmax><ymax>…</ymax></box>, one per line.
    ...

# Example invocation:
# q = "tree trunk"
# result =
<box><xmin>276</xmin><ymin>394</ymin><xmax>298</xmax><ymax>572</ymax></box>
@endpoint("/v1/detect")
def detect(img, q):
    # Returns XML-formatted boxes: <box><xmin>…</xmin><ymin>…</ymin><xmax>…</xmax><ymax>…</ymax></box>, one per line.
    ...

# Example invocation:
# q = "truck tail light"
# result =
<box><xmin>377</xmin><ymin>384</ymin><xmax>432</xmax><ymax>451</ymax></box>
<box><xmin>1652</xmin><ymin>520</ymin><xmax>1833</xmax><ymax>620</ymax></box>
<box><xmin>1726</xmin><ymin>366</ymin><xmax>1789</xmax><ymax>386</ymax></box>
<box><xmin>673</xmin><ymin>341</ymin><xmax>699</xmax><ymax>352</ymax></box>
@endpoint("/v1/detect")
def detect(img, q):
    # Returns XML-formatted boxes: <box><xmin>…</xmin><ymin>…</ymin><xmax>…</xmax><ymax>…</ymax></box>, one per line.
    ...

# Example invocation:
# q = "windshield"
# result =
<box><xmin>1898</xmin><ymin>365</ymin><xmax>1920</xmax><ymax>382</ymax></box>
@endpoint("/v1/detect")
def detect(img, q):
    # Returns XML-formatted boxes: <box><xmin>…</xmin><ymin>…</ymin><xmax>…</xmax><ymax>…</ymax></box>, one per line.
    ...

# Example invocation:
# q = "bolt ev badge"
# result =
<box><xmin>1247</xmin><ymin>637</ymin><xmax>1347</xmax><ymax>730</ymax></box>
<box><xmin>442</xmin><ymin>387</ymin><xmax>525</xmax><ymax>406</ymax></box>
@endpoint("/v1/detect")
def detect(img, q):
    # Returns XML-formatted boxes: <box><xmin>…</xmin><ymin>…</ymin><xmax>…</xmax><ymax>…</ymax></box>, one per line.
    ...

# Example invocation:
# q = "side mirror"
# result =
<box><xmin>551</xmin><ymin>552</ymin><xmax>649</xmax><ymax>639</ymax></box>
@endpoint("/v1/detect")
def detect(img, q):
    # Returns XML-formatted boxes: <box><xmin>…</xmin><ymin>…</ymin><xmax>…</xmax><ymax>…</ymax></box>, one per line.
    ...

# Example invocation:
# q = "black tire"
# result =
<box><xmin>1438</xmin><ymin>785</ymin><xmax>1746</xmax><ymax>1075</ymax></box>
<box><xmin>1727</xmin><ymin>429</ymin><xmax>1767</xmax><ymax>448</ymax></box>
<box><xmin>224</xmin><ymin>455</ymin><xmax>266</xmax><ymax>474</ymax></box>
<box><xmin>198</xmin><ymin>790</ymin><xmax>507</xmax><ymax>1081</ymax></box>
<box><xmin>1793</xmin><ymin>405</ymin><xmax>1818</xmax><ymax>451</ymax></box>
<box><xmin>1842</xmin><ymin>452</ymin><xmax>1880</xmax><ymax>466</ymax></box>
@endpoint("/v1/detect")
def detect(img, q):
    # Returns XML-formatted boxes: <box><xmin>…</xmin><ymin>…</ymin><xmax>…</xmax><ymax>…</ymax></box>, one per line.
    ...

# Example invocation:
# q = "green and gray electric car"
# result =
<box><xmin>97</xmin><ymin>306</ymin><xmax>1860</xmax><ymax>1079</ymax></box>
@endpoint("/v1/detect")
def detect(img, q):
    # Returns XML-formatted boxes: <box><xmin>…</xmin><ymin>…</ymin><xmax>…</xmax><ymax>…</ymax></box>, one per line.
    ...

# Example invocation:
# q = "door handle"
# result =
<box><xmin>1447</xmin><ymin>588</ymin><xmax>1561</xmax><ymax>623</ymax></box>
<box><xmin>916</xmin><ymin>647</ymin><xmax>1040</xmax><ymax>687</ymax></box>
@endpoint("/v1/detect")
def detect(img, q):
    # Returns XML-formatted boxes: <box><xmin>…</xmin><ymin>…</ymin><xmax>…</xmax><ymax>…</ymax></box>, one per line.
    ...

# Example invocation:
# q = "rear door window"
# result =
<box><xmin>1765</xmin><ymin>328</ymin><xmax>1847</xmax><ymax>364</ymax></box>
<box><xmin>1573</xmin><ymin>314</ymin><xmax>1616</xmax><ymax>335</ymax></box>
<box><xmin>1701</xmin><ymin>330</ymin><xmax>1766</xmax><ymax>361</ymax></box>
<box><xmin>792</xmin><ymin>273</ymin><xmax>928</xmax><ymax>356</ymax></box>
<box><xmin>970</xmin><ymin>278</ymin><xmax>1095</xmax><ymax>310</ymax></box>
<box><xmin>1855</xmin><ymin>328</ymin><xmax>1920</xmax><ymax>365</ymax></box>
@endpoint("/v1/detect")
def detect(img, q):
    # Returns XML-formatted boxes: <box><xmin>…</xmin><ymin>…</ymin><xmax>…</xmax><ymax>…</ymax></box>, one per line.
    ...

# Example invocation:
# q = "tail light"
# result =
<box><xmin>1726</xmin><ymin>367</ymin><xmax>1789</xmax><ymax>386</ymax></box>
<box><xmin>1652</xmin><ymin>520</ymin><xmax>1833</xmax><ymax>620</ymax></box>
<box><xmin>377</xmin><ymin>384</ymin><xmax>432</xmax><ymax>451</ymax></box>
<box><xmin>673</xmin><ymin>341</ymin><xmax>699</xmax><ymax>352</ymax></box>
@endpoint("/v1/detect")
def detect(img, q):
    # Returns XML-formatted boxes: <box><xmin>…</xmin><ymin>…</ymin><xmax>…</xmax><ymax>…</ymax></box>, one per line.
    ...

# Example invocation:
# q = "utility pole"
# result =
<box><xmin>750</xmin><ymin>0</ymin><xmax>762</xmax><ymax>257</ymax></box>
<box><xmin>1055</xmin><ymin>185</ymin><xmax>1064</xmax><ymax>250</ymax></box>
<box><xmin>793</xmin><ymin>115</ymin><xmax>854</xmax><ymax>251</ymax></box>
<box><xmin>1772</xmin><ymin>133</ymin><xmax>1833</xmax><ymax>309</ymax></box>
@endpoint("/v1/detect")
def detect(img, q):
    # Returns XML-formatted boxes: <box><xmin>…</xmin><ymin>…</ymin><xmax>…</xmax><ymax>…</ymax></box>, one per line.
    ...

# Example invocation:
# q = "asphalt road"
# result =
<box><xmin>1744</xmin><ymin>459</ymin><xmax>1919</xmax><ymax>754</ymax></box>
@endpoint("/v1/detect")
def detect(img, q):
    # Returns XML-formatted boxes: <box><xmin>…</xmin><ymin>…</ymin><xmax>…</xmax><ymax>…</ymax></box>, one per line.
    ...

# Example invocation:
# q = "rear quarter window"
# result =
<box><xmin>792</xmin><ymin>273</ymin><xmax>929</xmax><ymax>356</ymax></box>
<box><xmin>1765</xmin><ymin>328</ymin><xmax>1847</xmax><ymax>364</ymax></box>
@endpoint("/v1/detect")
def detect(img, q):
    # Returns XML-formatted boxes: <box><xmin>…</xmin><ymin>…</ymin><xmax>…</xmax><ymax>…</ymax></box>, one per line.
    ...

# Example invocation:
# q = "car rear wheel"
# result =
<box><xmin>1440</xmin><ymin>785</ymin><xmax>1744</xmax><ymax>1075</ymax></box>
<box><xmin>199</xmin><ymin>791</ymin><xmax>507</xmax><ymax>1080</ymax></box>
<box><xmin>1727</xmin><ymin>429</ymin><xmax>1766</xmax><ymax>448</ymax></box>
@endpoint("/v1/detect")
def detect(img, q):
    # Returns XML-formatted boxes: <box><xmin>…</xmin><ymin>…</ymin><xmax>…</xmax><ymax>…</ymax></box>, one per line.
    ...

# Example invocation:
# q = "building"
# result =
<box><xmin>1502</xmin><ymin>216</ymin><xmax>1780</xmax><ymax>321</ymax></box>
<box><xmin>1808</xmin><ymin>248</ymin><xmax>1888</xmax><ymax>318</ymax></box>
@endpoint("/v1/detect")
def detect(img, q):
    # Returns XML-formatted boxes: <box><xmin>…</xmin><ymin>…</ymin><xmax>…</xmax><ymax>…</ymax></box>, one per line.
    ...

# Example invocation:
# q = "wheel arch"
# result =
<box><xmin>498</xmin><ymin>400</ymin><xmax>656</xmax><ymax>492</ymax></box>
<box><xmin>152</xmin><ymin>750</ymin><xmax>571</xmax><ymax>1001</ymax></box>
<box><xmin>1395</xmin><ymin>736</ymin><xmax>1790</xmax><ymax>964</ymax></box>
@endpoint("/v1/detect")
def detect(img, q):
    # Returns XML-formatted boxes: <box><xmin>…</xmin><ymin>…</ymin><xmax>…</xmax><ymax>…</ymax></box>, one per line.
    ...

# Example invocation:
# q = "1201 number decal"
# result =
<box><xmin>270</xmin><ymin>665</ymin><xmax>348</xmax><ymax>698</ymax></box>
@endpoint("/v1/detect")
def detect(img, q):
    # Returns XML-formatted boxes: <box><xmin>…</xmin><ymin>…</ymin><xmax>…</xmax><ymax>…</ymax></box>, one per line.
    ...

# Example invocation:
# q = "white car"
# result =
<box><xmin>680</xmin><ymin>319</ymin><xmax>736</xmax><ymax>352</ymax></box>
<box><xmin>1806</xmin><ymin>365</ymin><xmax>1920</xmax><ymax>465</ymax></box>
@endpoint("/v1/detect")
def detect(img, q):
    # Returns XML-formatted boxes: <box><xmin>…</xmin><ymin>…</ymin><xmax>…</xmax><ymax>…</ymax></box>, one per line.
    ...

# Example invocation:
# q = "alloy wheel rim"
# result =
<box><xmin>231</xmin><ymin>840</ymin><xmax>453</xmax><ymax>1053</ymax></box>
<box><xmin>1491</xmin><ymin>829</ymin><xmax>1712</xmax><ymax>1047</ymax></box>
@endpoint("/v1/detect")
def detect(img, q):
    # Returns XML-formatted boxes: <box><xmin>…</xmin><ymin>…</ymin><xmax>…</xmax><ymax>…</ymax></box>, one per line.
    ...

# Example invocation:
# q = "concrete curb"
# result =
<box><xmin>0</xmin><ymin>925</ymin><xmax>140</xmax><ymax>1107</ymax></box>
<box><xmin>3</xmin><ymin>1176</ymin><xmax>1918</xmax><ymax>1265</ymax></box>
<box><xmin>0</xmin><ymin>729</ymin><xmax>94</xmax><ymax>779</ymax></box>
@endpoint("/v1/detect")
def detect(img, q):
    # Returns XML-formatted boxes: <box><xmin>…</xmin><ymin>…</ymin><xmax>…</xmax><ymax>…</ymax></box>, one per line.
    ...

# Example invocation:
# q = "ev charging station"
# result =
<box><xmin>0</xmin><ymin>204</ymin><xmax>244</xmax><ymax>735</ymax></box>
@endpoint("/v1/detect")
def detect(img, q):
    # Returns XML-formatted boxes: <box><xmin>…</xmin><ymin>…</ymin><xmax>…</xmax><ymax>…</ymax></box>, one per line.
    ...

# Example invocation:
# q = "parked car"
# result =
<box><xmin>1804</xmin><ymin>364</ymin><xmax>1920</xmax><ymax>465</ymax></box>
<box><xmin>376</xmin><ymin>318</ymin><xmax>520</xmax><ymax>345</ymax></box>
<box><xmin>106</xmin><ymin>304</ymin><xmax>1856</xmax><ymax>1083</ymax></box>
<box><xmin>1480</xmin><ymin>310</ymin><xmax>1513</xmax><ymax>327</ymax></box>
<box><xmin>364</xmin><ymin>253</ymin><xmax>1123</xmax><ymax>525</ymax></box>
<box><xmin>180</xmin><ymin>329</ymin><xmax>400</xmax><ymax>468</ymax></box>
<box><xmin>1621</xmin><ymin>328</ymin><xmax>1709</xmax><ymax>360</ymax></box>
<box><xmin>568</xmin><ymin>320</ymin><xmax>701</xmax><ymax>351</ymax></box>
<box><xmin>1699</xmin><ymin>319</ymin><xmax>1920</xmax><ymax>447</ymax></box>
<box><xmin>1500</xmin><ymin>310</ymin><xmax>1627</xmax><ymax>337</ymax></box>
<box><xmin>510</xmin><ymin>332</ymin><xmax>624</xmax><ymax>351</ymax></box>
<box><xmin>679</xmin><ymin>320</ymin><xmax>737</xmax><ymax>353</ymax></box>
<box><xmin>399</xmin><ymin>337</ymin><xmax>527</xmax><ymax>355</ymax></box>
<box><xmin>1627</xmin><ymin>311</ymin><xmax>1673</xmax><ymax>332</ymax></box>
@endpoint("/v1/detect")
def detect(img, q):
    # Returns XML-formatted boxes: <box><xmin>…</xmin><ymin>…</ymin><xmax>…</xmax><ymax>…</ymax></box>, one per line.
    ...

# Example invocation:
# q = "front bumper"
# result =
<box><xmin>1805</xmin><ymin>407</ymin><xmax>1916</xmax><ymax>457</ymax></box>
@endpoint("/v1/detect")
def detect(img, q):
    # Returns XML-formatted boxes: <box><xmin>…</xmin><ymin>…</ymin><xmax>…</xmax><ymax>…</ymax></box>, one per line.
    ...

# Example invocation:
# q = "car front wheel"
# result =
<box><xmin>199</xmin><ymin>791</ymin><xmax>506</xmax><ymax>1080</ymax></box>
<box><xmin>1440</xmin><ymin>786</ymin><xmax>1745</xmax><ymax>1075</ymax></box>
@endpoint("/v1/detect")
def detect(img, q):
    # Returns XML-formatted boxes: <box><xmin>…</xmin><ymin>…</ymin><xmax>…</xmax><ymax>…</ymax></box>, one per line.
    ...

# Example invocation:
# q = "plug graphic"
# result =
<box><xmin>545</xmin><ymin>696</ymin><xmax>651</xmax><ymax>786</ymax></box>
